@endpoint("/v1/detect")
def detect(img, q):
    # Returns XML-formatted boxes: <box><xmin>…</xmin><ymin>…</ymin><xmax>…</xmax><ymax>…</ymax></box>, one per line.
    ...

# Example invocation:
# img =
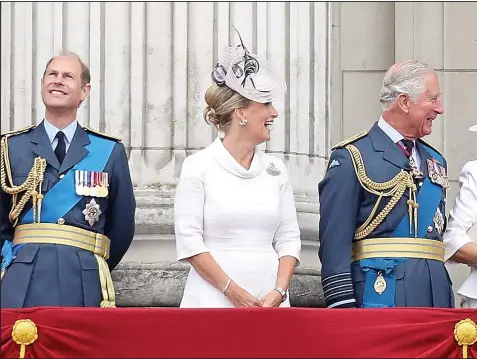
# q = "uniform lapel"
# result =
<box><xmin>369</xmin><ymin>122</ymin><xmax>410</xmax><ymax>171</ymax></box>
<box><xmin>59</xmin><ymin>125</ymin><xmax>90</xmax><ymax>174</ymax></box>
<box><xmin>29</xmin><ymin>121</ymin><xmax>61</xmax><ymax>171</ymax></box>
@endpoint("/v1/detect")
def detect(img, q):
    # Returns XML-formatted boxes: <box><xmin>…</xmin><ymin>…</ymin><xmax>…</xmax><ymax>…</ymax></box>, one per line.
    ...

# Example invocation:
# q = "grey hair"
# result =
<box><xmin>379</xmin><ymin>60</ymin><xmax>434</xmax><ymax>111</ymax></box>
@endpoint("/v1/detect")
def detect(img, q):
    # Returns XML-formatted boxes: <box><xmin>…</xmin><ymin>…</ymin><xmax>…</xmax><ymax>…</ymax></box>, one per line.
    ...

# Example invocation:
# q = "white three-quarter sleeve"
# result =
<box><xmin>272</xmin><ymin>161</ymin><xmax>301</xmax><ymax>264</ymax></box>
<box><xmin>443</xmin><ymin>161</ymin><xmax>477</xmax><ymax>262</ymax></box>
<box><xmin>174</xmin><ymin>155</ymin><xmax>209</xmax><ymax>261</ymax></box>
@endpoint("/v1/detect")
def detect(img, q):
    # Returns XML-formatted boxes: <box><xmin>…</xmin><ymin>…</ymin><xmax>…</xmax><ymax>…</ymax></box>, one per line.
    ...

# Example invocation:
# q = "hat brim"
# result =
<box><xmin>217</xmin><ymin>45</ymin><xmax>287</xmax><ymax>103</ymax></box>
<box><xmin>470</xmin><ymin>125</ymin><xmax>477</xmax><ymax>132</ymax></box>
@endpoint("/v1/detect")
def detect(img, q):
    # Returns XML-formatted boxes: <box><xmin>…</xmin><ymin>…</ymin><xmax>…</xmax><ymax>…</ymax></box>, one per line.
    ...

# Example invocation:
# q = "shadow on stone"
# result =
<box><xmin>112</xmin><ymin>262</ymin><xmax>325</xmax><ymax>308</ymax></box>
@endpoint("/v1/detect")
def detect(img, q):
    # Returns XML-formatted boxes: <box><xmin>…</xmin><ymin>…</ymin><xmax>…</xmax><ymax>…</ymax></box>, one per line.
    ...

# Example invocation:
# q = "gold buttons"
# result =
<box><xmin>57</xmin><ymin>218</ymin><xmax>65</xmax><ymax>225</ymax></box>
<box><xmin>59</xmin><ymin>174</ymin><xmax>65</xmax><ymax>179</ymax></box>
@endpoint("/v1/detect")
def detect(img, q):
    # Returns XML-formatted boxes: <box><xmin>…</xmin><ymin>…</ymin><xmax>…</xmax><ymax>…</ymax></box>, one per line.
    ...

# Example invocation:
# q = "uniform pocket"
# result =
<box><xmin>13</xmin><ymin>245</ymin><xmax>40</xmax><ymax>263</ymax></box>
<box><xmin>77</xmin><ymin>250</ymin><xmax>101</xmax><ymax>306</ymax></box>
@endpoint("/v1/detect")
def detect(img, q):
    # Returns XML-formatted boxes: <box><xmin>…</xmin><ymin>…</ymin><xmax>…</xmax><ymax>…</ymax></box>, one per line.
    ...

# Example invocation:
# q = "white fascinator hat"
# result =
<box><xmin>211</xmin><ymin>26</ymin><xmax>287</xmax><ymax>103</ymax></box>
<box><xmin>469</xmin><ymin>124</ymin><xmax>477</xmax><ymax>132</ymax></box>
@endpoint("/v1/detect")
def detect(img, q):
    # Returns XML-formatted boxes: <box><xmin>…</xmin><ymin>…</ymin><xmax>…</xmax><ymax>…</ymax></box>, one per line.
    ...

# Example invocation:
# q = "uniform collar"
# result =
<box><xmin>43</xmin><ymin>118</ymin><xmax>78</xmax><ymax>145</ymax></box>
<box><xmin>377</xmin><ymin>116</ymin><xmax>414</xmax><ymax>145</ymax></box>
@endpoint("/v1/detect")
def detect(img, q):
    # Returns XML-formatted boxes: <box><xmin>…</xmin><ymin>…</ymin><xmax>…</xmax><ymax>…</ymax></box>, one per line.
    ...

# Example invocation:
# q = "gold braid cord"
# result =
<box><xmin>1</xmin><ymin>136</ymin><xmax>47</xmax><ymax>227</ymax></box>
<box><xmin>346</xmin><ymin>145</ymin><xmax>418</xmax><ymax>239</ymax></box>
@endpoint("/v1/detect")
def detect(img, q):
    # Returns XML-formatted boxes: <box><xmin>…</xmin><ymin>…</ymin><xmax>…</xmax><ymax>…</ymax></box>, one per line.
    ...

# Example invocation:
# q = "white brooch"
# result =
<box><xmin>266</xmin><ymin>162</ymin><xmax>281</xmax><ymax>176</ymax></box>
<box><xmin>82</xmin><ymin>198</ymin><xmax>102</xmax><ymax>226</ymax></box>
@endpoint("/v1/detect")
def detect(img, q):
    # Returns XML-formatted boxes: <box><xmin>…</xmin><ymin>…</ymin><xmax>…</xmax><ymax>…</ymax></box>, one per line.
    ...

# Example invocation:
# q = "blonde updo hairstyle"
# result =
<box><xmin>203</xmin><ymin>84</ymin><xmax>250</xmax><ymax>131</ymax></box>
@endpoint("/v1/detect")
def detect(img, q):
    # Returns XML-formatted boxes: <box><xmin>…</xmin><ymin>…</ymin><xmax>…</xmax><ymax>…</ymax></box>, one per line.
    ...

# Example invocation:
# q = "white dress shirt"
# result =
<box><xmin>378</xmin><ymin>117</ymin><xmax>421</xmax><ymax>169</ymax></box>
<box><xmin>43</xmin><ymin>118</ymin><xmax>78</xmax><ymax>153</ymax></box>
<box><xmin>443</xmin><ymin>160</ymin><xmax>477</xmax><ymax>306</ymax></box>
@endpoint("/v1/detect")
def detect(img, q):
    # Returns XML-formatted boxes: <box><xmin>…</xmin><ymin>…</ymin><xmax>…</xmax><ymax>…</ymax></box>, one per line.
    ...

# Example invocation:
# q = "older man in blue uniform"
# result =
<box><xmin>0</xmin><ymin>51</ymin><xmax>136</xmax><ymax>308</ymax></box>
<box><xmin>318</xmin><ymin>60</ymin><xmax>454</xmax><ymax>308</ymax></box>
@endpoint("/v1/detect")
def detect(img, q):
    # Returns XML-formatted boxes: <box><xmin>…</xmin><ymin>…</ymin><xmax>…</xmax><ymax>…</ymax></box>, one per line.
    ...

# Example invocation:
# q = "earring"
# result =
<box><xmin>239</xmin><ymin>119</ymin><xmax>247</xmax><ymax>126</ymax></box>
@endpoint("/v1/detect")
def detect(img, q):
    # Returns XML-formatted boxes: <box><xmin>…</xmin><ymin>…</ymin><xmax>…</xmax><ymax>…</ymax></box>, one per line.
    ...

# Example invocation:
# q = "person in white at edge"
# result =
<box><xmin>443</xmin><ymin>124</ymin><xmax>477</xmax><ymax>308</ymax></box>
<box><xmin>174</xmin><ymin>31</ymin><xmax>301</xmax><ymax>308</ymax></box>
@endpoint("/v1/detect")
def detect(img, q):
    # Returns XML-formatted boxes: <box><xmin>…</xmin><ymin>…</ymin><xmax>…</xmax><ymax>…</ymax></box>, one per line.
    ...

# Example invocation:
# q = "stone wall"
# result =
<box><xmin>1</xmin><ymin>1</ymin><xmax>476</xmax><ymax>307</ymax></box>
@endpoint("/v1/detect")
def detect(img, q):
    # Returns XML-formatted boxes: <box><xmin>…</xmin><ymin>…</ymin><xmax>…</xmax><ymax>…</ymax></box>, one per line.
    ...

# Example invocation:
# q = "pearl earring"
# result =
<box><xmin>239</xmin><ymin>119</ymin><xmax>247</xmax><ymax>126</ymax></box>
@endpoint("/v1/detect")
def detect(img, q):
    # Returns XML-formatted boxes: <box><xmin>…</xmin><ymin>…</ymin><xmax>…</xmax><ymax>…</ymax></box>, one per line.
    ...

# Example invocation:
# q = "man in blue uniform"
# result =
<box><xmin>0</xmin><ymin>51</ymin><xmax>136</xmax><ymax>308</ymax></box>
<box><xmin>318</xmin><ymin>60</ymin><xmax>454</xmax><ymax>308</ymax></box>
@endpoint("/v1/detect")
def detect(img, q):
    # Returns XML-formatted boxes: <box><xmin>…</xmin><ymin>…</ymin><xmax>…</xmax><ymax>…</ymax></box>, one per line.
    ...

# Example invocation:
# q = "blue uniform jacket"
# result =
<box><xmin>318</xmin><ymin>122</ymin><xmax>454</xmax><ymax>308</ymax></box>
<box><xmin>0</xmin><ymin>121</ymin><xmax>136</xmax><ymax>308</ymax></box>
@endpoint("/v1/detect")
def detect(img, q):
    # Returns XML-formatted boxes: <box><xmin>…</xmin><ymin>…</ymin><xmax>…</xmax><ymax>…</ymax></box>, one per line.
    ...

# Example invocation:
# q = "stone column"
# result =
<box><xmin>110</xmin><ymin>2</ymin><xmax>332</xmax><ymax>307</ymax></box>
<box><xmin>1</xmin><ymin>1</ymin><xmax>331</xmax><ymax>307</ymax></box>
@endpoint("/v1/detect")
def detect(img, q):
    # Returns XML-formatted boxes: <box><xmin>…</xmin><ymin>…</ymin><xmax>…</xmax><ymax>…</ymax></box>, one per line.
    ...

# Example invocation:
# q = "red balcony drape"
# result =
<box><xmin>1</xmin><ymin>307</ymin><xmax>476</xmax><ymax>358</ymax></box>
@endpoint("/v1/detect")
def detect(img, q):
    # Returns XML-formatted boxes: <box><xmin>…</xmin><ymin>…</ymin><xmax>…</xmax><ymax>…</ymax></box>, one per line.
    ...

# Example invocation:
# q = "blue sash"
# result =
<box><xmin>21</xmin><ymin>134</ymin><xmax>115</xmax><ymax>224</ymax></box>
<box><xmin>2</xmin><ymin>134</ymin><xmax>115</xmax><ymax>275</ymax></box>
<box><xmin>361</xmin><ymin>144</ymin><xmax>444</xmax><ymax>307</ymax></box>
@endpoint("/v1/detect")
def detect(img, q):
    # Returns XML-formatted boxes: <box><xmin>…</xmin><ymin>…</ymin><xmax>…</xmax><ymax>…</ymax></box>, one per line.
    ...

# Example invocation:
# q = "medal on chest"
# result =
<box><xmin>374</xmin><ymin>272</ymin><xmax>387</xmax><ymax>295</ymax></box>
<box><xmin>82</xmin><ymin>198</ymin><xmax>102</xmax><ymax>226</ymax></box>
<box><xmin>433</xmin><ymin>208</ymin><xmax>445</xmax><ymax>235</ymax></box>
<box><xmin>427</xmin><ymin>158</ymin><xmax>449</xmax><ymax>189</ymax></box>
<box><xmin>75</xmin><ymin>170</ymin><xmax>110</xmax><ymax>197</ymax></box>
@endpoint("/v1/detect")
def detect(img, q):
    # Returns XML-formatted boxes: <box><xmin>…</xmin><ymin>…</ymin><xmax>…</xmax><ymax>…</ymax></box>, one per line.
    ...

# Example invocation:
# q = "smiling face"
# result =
<box><xmin>41</xmin><ymin>56</ymin><xmax>91</xmax><ymax>111</ymax></box>
<box><xmin>406</xmin><ymin>71</ymin><xmax>444</xmax><ymax>137</ymax></box>
<box><xmin>238</xmin><ymin>101</ymin><xmax>278</xmax><ymax>144</ymax></box>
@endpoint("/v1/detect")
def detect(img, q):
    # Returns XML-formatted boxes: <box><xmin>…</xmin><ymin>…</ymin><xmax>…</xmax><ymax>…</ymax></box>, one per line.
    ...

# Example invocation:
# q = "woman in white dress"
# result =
<box><xmin>174</xmin><ymin>31</ymin><xmax>301</xmax><ymax>308</ymax></box>
<box><xmin>443</xmin><ymin>124</ymin><xmax>477</xmax><ymax>308</ymax></box>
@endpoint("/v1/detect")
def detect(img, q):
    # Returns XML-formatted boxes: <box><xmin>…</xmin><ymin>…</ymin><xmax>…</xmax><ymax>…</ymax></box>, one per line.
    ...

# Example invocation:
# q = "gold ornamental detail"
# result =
<box><xmin>12</xmin><ymin>319</ymin><xmax>38</xmax><ymax>358</ymax></box>
<box><xmin>454</xmin><ymin>318</ymin><xmax>477</xmax><ymax>359</ymax></box>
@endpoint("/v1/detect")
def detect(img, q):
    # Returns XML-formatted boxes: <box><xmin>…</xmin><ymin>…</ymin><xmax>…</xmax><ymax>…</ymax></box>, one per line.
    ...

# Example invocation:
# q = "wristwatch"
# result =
<box><xmin>274</xmin><ymin>287</ymin><xmax>287</xmax><ymax>302</ymax></box>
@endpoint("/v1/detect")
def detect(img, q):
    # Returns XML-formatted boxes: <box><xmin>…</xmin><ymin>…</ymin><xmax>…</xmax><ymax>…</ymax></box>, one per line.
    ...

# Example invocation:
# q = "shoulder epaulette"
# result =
<box><xmin>1</xmin><ymin>125</ymin><xmax>35</xmax><ymax>138</ymax></box>
<box><xmin>83</xmin><ymin>126</ymin><xmax>121</xmax><ymax>142</ymax></box>
<box><xmin>331</xmin><ymin>130</ymin><xmax>368</xmax><ymax>150</ymax></box>
<box><xmin>418</xmin><ymin>138</ymin><xmax>442</xmax><ymax>156</ymax></box>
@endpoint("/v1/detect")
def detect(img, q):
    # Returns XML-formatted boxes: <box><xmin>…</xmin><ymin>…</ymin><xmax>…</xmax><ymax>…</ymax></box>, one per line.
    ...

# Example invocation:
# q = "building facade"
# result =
<box><xmin>1</xmin><ymin>1</ymin><xmax>476</xmax><ymax>306</ymax></box>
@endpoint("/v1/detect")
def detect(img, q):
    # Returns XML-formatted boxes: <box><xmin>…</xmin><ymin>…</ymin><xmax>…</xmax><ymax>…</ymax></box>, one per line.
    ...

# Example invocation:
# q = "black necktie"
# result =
<box><xmin>401</xmin><ymin>140</ymin><xmax>414</xmax><ymax>158</ymax></box>
<box><xmin>55</xmin><ymin>131</ymin><xmax>66</xmax><ymax>164</ymax></box>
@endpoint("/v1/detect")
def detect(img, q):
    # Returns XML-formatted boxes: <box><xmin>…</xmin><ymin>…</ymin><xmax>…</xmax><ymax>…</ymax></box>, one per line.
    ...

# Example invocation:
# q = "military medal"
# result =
<box><xmin>83</xmin><ymin>171</ymin><xmax>91</xmax><ymax>196</ymax></box>
<box><xmin>75</xmin><ymin>170</ymin><xmax>84</xmax><ymax>195</ymax></box>
<box><xmin>433</xmin><ymin>208</ymin><xmax>445</xmax><ymax>235</ymax></box>
<box><xmin>409</xmin><ymin>157</ymin><xmax>423</xmax><ymax>179</ymax></box>
<box><xmin>102</xmin><ymin>172</ymin><xmax>109</xmax><ymax>197</ymax></box>
<box><xmin>427</xmin><ymin>158</ymin><xmax>449</xmax><ymax>189</ymax></box>
<box><xmin>96</xmin><ymin>172</ymin><xmax>107</xmax><ymax>197</ymax></box>
<box><xmin>82</xmin><ymin>198</ymin><xmax>102</xmax><ymax>226</ymax></box>
<box><xmin>266</xmin><ymin>162</ymin><xmax>281</xmax><ymax>176</ymax></box>
<box><xmin>89</xmin><ymin>171</ymin><xmax>98</xmax><ymax>197</ymax></box>
<box><xmin>374</xmin><ymin>272</ymin><xmax>387</xmax><ymax>295</ymax></box>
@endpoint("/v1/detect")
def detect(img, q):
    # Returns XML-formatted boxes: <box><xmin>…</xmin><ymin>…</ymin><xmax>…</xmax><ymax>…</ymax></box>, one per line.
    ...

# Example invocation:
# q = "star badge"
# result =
<box><xmin>82</xmin><ymin>198</ymin><xmax>102</xmax><ymax>226</ymax></box>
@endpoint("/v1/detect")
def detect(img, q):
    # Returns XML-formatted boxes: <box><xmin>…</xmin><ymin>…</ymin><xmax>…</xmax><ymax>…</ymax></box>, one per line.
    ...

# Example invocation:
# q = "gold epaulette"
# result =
<box><xmin>83</xmin><ymin>126</ymin><xmax>121</xmax><ymax>142</ymax></box>
<box><xmin>331</xmin><ymin>130</ymin><xmax>368</xmax><ymax>150</ymax></box>
<box><xmin>1</xmin><ymin>125</ymin><xmax>35</xmax><ymax>138</ymax></box>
